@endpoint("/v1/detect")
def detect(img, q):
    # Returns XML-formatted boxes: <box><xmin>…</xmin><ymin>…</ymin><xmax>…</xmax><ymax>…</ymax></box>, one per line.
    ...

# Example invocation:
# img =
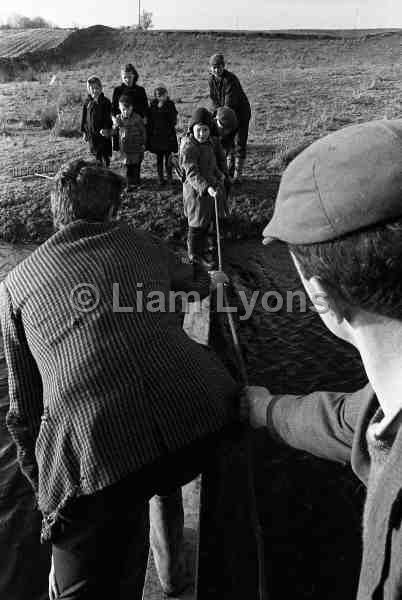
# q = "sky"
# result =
<box><xmin>0</xmin><ymin>0</ymin><xmax>399</xmax><ymax>30</ymax></box>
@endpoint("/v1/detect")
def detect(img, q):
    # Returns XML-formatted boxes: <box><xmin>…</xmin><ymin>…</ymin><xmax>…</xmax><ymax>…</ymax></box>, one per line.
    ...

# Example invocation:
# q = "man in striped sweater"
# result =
<box><xmin>0</xmin><ymin>159</ymin><xmax>238</xmax><ymax>599</ymax></box>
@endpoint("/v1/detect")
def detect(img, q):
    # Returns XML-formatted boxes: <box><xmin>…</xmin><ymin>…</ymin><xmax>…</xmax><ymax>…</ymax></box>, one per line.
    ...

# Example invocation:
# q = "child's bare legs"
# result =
<box><xmin>157</xmin><ymin>153</ymin><xmax>173</xmax><ymax>185</ymax></box>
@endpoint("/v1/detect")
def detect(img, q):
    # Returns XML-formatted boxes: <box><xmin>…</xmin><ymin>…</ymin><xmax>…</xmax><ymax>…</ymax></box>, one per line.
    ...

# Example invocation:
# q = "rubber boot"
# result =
<box><xmin>207</xmin><ymin>223</ymin><xmax>224</xmax><ymax>270</ymax></box>
<box><xmin>133</xmin><ymin>163</ymin><xmax>141</xmax><ymax>185</ymax></box>
<box><xmin>126</xmin><ymin>164</ymin><xmax>136</xmax><ymax>188</ymax></box>
<box><xmin>187</xmin><ymin>228</ymin><xmax>215</xmax><ymax>270</ymax></box>
<box><xmin>233</xmin><ymin>157</ymin><xmax>245</xmax><ymax>183</ymax></box>
<box><xmin>200</xmin><ymin>228</ymin><xmax>217</xmax><ymax>270</ymax></box>
<box><xmin>187</xmin><ymin>227</ymin><xmax>198</xmax><ymax>264</ymax></box>
<box><xmin>149</xmin><ymin>491</ymin><xmax>192</xmax><ymax>596</ymax></box>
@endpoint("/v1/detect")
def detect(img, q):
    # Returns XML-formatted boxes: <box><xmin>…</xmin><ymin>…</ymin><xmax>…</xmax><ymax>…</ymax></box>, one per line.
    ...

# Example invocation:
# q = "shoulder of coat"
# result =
<box><xmin>181</xmin><ymin>134</ymin><xmax>197</xmax><ymax>153</ymax></box>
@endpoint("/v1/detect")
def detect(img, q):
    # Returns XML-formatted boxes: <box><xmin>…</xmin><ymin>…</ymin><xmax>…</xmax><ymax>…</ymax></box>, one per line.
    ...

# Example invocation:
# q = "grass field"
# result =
<box><xmin>0</xmin><ymin>28</ymin><xmax>71</xmax><ymax>59</ymax></box>
<box><xmin>1</xmin><ymin>26</ymin><xmax>402</xmax><ymax>243</ymax></box>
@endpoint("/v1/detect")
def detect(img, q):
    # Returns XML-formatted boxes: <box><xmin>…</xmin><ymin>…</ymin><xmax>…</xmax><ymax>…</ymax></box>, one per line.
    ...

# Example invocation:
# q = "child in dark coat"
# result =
<box><xmin>81</xmin><ymin>76</ymin><xmax>112</xmax><ymax>167</ymax></box>
<box><xmin>111</xmin><ymin>64</ymin><xmax>149</xmax><ymax>155</ymax></box>
<box><xmin>112</xmin><ymin>64</ymin><xmax>149</xmax><ymax>120</ymax></box>
<box><xmin>147</xmin><ymin>86</ymin><xmax>178</xmax><ymax>186</ymax></box>
<box><xmin>180</xmin><ymin>107</ymin><xmax>228</xmax><ymax>269</ymax></box>
<box><xmin>112</xmin><ymin>94</ymin><xmax>146</xmax><ymax>187</ymax></box>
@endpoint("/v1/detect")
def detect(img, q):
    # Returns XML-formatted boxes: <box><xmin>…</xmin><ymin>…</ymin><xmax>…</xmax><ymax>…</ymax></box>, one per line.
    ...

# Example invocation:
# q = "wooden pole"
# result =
<box><xmin>138</xmin><ymin>0</ymin><xmax>141</xmax><ymax>28</ymax></box>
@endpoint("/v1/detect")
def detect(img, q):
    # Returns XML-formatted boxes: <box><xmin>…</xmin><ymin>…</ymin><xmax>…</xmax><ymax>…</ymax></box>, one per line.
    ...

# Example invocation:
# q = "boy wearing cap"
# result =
<box><xmin>246</xmin><ymin>119</ymin><xmax>402</xmax><ymax>599</ymax></box>
<box><xmin>180</xmin><ymin>107</ymin><xmax>228</xmax><ymax>269</ymax></box>
<box><xmin>208</xmin><ymin>53</ymin><xmax>251</xmax><ymax>183</ymax></box>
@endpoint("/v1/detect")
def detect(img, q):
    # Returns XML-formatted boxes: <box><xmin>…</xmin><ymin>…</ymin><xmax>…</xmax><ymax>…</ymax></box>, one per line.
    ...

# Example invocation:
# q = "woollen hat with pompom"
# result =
<box><xmin>263</xmin><ymin>119</ymin><xmax>402</xmax><ymax>245</ymax></box>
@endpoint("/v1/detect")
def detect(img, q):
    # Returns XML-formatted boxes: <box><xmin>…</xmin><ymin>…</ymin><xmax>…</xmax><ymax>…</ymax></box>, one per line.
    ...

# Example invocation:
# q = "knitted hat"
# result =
<box><xmin>216</xmin><ymin>107</ymin><xmax>238</xmax><ymax>132</ymax></box>
<box><xmin>209</xmin><ymin>53</ymin><xmax>225</xmax><ymax>67</ymax></box>
<box><xmin>263</xmin><ymin>119</ymin><xmax>402</xmax><ymax>244</ymax></box>
<box><xmin>190</xmin><ymin>107</ymin><xmax>213</xmax><ymax>130</ymax></box>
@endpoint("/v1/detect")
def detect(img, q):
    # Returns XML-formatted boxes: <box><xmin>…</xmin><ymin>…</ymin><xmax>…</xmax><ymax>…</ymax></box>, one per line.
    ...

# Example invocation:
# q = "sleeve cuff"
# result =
<box><xmin>266</xmin><ymin>394</ymin><xmax>299</xmax><ymax>446</ymax></box>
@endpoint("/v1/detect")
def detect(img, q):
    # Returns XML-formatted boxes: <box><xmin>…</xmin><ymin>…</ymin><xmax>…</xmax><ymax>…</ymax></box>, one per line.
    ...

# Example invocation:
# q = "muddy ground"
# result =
<box><xmin>183</xmin><ymin>239</ymin><xmax>366</xmax><ymax>599</ymax></box>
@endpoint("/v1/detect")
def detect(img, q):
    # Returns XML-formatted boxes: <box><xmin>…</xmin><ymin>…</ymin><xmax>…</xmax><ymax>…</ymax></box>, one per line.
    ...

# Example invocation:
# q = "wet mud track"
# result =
<box><xmin>198</xmin><ymin>238</ymin><xmax>367</xmax><ymax>600</ymax></box>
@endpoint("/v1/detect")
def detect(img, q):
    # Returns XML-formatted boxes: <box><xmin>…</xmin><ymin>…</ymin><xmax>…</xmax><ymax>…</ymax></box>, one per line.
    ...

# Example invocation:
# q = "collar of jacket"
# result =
<box><xmin>211</xmin><ymin>69</ymin><xmax>227</xmax><ymax>81</ymax></box>
<box><xmin>57</xmin><ymin>219</ymin><xmax>118</xmax><ymax>239</ymax></box>
<box><xmin>351</xmin><ymin>385</ymin><xmax>402</xmax><ymax>598</ymax></box>
<box><xmin>88</xmin><ymin>93</ymin><xmax>105</xmax><ymax>105</ymax></box>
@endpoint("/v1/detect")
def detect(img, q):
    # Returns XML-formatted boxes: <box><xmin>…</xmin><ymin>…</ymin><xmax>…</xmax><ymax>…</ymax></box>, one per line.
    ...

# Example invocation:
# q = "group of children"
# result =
<box><xmin>81</xmin><ymin>64</ymin><xmax>177</xmax><ymax>187</ymax></box>
<box><xmin>81</xmin><ymin>63</ymin><xmax>240</xmax><ymax>268</ymax></box>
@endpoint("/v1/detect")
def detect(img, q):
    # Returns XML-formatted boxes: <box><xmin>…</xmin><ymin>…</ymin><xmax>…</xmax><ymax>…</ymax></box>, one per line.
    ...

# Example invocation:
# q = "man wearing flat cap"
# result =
<box><xmin>246</xmin><ymin>119</ymin><xmax>402</xmax><ymax>599</ymax></box>
<box><xmin>208</xmin><ymin>53</ymin><xmax>251</xmax><ymax>183</ymax></box>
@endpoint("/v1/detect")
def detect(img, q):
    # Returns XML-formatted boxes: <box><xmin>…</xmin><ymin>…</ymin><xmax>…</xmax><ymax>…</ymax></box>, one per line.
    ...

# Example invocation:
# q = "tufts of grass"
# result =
<box><xmin>40</xmin><ymin>104</ymin><xmax>58</xmax><ymax>129</ymax></box>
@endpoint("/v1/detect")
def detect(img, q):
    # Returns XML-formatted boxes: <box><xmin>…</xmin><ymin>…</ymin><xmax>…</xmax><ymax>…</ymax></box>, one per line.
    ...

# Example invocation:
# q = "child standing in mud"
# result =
<box><xmin>81</xmin><ymin>76</ymin><xmax>113</xmax><ymax>167</ymax></box>
<box><xmin>180</xmin><ymin>107</ymin><xmax>228</xmax><ymax>269</ymax></box>
<box><xmin>112</xmin><ymin>94</ymin><xmax>146</xmax><ymax>187</ymax></box>
<box><xmin>147</xmin><ymin>85</ymin><xmax>178</xmax><ymax>186</ymax></box>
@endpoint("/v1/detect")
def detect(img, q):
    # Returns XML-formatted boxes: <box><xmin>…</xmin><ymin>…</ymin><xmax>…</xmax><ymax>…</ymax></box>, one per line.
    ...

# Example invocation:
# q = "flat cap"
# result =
<box><xmin>263</xmin><ymin>119</ymin><xmax>402</xmax><ymax>244</ymax></box>
<box><xmin>209</xmin><ymin>53</ymin><xmax>225</xmax><ymax>66</ymax></box>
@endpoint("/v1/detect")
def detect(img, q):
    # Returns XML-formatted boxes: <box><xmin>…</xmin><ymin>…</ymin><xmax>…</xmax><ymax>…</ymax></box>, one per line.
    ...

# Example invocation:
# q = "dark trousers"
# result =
<box><xmin>126</xmin><ymin>163</ymin><xmax>141</xmax><ymax>185</ymax></box>
<box><xmin>0</xmin><ymin>406</ymin><xmax>50</xmax><ymax>600</ymax></box>
<box><xmin>156</xmin><ymin>152</ymin><xmax>172</xmax><ymax>181</ymax></box>
<box><xmin>235</xmin><ymin>114</ymin><xmax>251</xmax><ymax>160</ymax></box>
<box><xmin>95</xmin><ymin>151</ymin><xmax>110</xmax><ymax>168</ymax></box>
<box><xmin>51</xmin><ymin>428</ymin><xmax>233</xmax><ymax>599</ymax></box>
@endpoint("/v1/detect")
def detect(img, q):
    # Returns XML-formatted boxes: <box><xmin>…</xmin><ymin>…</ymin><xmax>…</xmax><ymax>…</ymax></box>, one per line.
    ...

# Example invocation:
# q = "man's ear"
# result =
<box><xmin>308</xmin><ymin>276</ymin><xmax>350</xmax><ymax>324</ymax></box>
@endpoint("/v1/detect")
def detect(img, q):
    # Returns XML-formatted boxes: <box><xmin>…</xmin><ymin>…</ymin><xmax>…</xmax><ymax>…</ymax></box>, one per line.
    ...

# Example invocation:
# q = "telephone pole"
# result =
<box><xmin>138</xmin><ymin>0</ymin><xmax>141</xmax><ymax>28</ymax></box>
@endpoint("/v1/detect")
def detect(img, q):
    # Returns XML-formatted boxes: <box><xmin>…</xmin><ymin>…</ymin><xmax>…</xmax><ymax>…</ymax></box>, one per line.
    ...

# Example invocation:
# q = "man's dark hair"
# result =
<box><xmin>290</xmin><ymin>219</ymin><xmax>402</xmax><ymax>320</ymax></box>
<box><xmin>118</xmin><ymin>94</ymin><xmax>133</xmax><ymax>108</ymax></box>
<box><xmin>51</xmin><ymin>160</ymin><xmax>123</xmax><ymax>228</ymax></box>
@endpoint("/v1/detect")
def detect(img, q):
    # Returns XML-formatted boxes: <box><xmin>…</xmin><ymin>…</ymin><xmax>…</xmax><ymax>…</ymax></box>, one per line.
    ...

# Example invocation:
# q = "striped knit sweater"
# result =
<box><xmin>0</xmin><ymin>221</ymin><xmax>237</xmax><ymax>539</ymax></box>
